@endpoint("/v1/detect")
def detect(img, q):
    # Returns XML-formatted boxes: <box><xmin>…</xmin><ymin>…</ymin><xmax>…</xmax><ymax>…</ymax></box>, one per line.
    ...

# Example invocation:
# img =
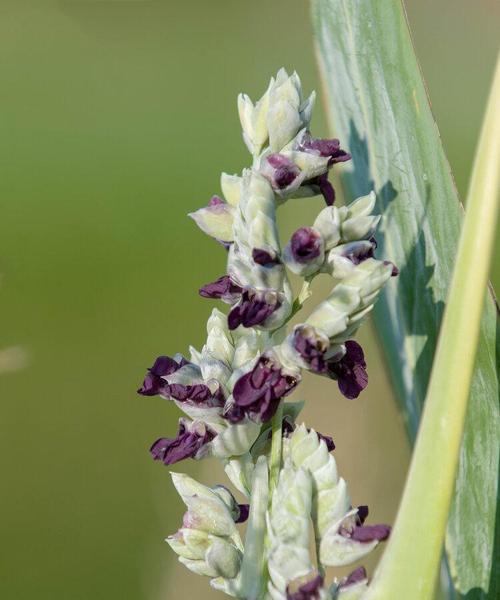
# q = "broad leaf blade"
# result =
<box><xmin>311</xmin><ymin>0</ymin><xmax>499</xmax><ymax>596</ymax></box>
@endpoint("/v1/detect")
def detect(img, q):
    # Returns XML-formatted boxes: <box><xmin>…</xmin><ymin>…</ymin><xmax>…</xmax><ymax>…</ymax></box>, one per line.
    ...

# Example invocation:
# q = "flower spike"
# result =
<box><xmin>138</xmin><ymin>69</ymin><xmax>396</xmax><ymax>597</ymax></box>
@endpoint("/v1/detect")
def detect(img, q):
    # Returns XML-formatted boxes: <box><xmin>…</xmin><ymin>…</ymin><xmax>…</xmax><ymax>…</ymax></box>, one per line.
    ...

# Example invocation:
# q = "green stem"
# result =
<box><xmin>365</xmin><ymin>54</ymin><xmax>500</xmax><ymax>600</ymax></box>
<box><xmin>269</xmin><ymin>401</ymin><xmax>284</xmax><ymax>496</ymax></box>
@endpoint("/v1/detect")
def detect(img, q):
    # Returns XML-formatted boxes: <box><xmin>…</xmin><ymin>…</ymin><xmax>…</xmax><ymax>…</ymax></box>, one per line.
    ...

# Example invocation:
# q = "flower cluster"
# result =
<box><xmin>138</xmin><ymin>70</ymin><xmax>397</xmax><ymax>598</ymax></box>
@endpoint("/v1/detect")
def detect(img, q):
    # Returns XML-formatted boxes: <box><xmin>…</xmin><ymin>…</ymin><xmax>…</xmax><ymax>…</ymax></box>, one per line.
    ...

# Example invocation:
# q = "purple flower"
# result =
<box><xmin>298</xmin><ymin>132</ymin><xmax>351</xmax><ymax>206</ymax></box>
<box><xmin>340</xmin><ymin>505</ymin><xmax>391</xmax><ymax>543</ymax></box>
<box><xmin>199</xmin><ymin>275</ymin><xmax>243</xmax><ymax>304</ymax></box>
<box><xmin>228</xmin><ymin>289</ymin><xmax>281</xmax><ymax>330</ymax></box>
<box><xmin>252</xmin><ymin>248</ymin><xmax>281</xmax><ymax>266</ymax></box>
<box><xmin>264</xmin><ymin>153</ymin><xmax>301</xmax><ymax>190</ymax></box>
<box><xmin>290</xmin><ymin>227</ymin><xmax>323</xmax><ymax>264</ymax></box>
<box><xmin>235</xmin><ymin>503</ymin><xmax>250</xmax><ymax>523</ymax></box>
<box><xmin>226</xmin><ymin>354</ymin><xmax>299</xmax><ymax>423</ymax></box>
<box><xmin>150</xmin><ymin>419</ymin><xmax>215</xmax><ymax>466</ymax></box>
<box><xmin>286</xmin><ymin>574</ymin><xmax>324</xmax><ymax>600</ymax></box>
<box><xmin>298</xmin><ymin>133</ymin><xmax>351</xmax><ymax>163</ymax></box>
<box><xmin>339</xmin><ymin>566</ymin><xmax>368</xmax><ymax>589</ymax></box>
<box><xmin>292</xmin><ymin>325</ymin><xmax>329</xmax><ymax>373</ymax></box>
<box><xmin>163</xmin><ymin>382</ymin><xmax>224</xmax><ymax>407</ymax></box>
<box><xmin>327</xmin><ymin>340</ymin><xmax>368</xmax><ymax>399</ymax></box>
<box><xmin>138</xmin><ymin>355</ymin><xmax>188</xmax><ymax>396</ymax></box>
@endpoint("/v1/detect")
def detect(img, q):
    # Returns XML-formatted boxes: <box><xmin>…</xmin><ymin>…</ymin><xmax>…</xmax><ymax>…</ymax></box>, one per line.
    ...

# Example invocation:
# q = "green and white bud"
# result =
<box><xmin>221</xmin><ymin>172</ymin><xmax>243</xmax><ymax>207</ymax></box>
<box><xmin>224</xmin><ymin>452</ymin><xmax>254</xmax><ymax>498</ymax></box>
<box><xmin>189</xmin><ymin>200</ymin><xmax>235</xmax><ymax>244</ymax></box>
<box><xmin>338</xmin><ymin>191</ymin><xmax>380</xmax><ymax>242</ymax></box>
<box><xmin>228</xmin><ymin>169</ymin><xmax>293</xmax><ymax>330</ymax></box>
<box><xmin>167</xmin><ymin>474</ymin><xmax>244</xmax><ymax>585</ymax></box>
<box><xmin>238</xmin><ymin>78</ymin><xmax>273</xmax><ymax>156</ymax></box>
<box><xmin>200</xmin><ymin>418</ymin><xmax>262</xmax><ymax>459</ymax></box>
<box><xmin>267</xmin><ymin>461</ymin><xmax>315</xmax><ymax>600</ymax></box>
<box><xmin>325</xmin><ymin>240</ymin><xmax>377</xmax><ymax>279</ymax></box>
<box><xmin>287</xmin><ymin>426</ymin><xmax>384</xmax><ymax>568</ymax></box>
<box><xmin>267</xmin><ymin>69</ymin><xmax>315</xmax><ymax>153</ymax></box>
<box><xmin>238</xmin><ymin>68</ymin><xmax>315</xmax><ymax>157</ymax></box>
<box><xmin>306</xmin><ymin>259</ymin><xmax>393</xmax><ymax>344</ymax></box>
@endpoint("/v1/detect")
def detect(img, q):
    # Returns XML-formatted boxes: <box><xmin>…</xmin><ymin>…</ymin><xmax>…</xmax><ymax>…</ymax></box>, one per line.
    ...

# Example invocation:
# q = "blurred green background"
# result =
<box><xmin>0</xmin><ymin>1</ymin><xmax>498</xmax><ymax>599</ymax></box>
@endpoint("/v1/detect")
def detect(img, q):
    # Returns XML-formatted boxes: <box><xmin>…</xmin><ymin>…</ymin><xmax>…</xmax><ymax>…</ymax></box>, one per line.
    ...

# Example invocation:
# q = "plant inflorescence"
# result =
<box><xmin>138</xmin><ymin>69</ymin><xmax>397</xmax><ymax>600</ymax></box>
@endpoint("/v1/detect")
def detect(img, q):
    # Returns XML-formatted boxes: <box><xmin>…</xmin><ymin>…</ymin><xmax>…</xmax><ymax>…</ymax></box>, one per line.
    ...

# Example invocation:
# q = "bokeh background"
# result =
<box><xmin>0</xmin><ymin>1</ymin><xmax>498</xmax><ymax>599</ymax></box>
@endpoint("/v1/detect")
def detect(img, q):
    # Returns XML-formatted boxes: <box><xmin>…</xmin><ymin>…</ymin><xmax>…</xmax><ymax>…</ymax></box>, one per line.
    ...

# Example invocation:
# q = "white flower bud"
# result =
<box><xmin>238</xmin><ymin>76</ymin><xmax>272</xmax><ymax>156</ymax></box>
<box><xmin>221</xmin><ymin>172</ymin><xmax>243</xmax><ymax>206</ymax></box>
<box><xmin>188</xmin><ymin>200</ymin><xmax>235</xmax><ymax>243</ymax></box>
<box><xmin>338</xmin><ymin>191</ymin><xmax>380</xmax><ymax>241</ymax></box>
<box><xmin>170</xmin><ymin>473</ymin><xmax>237</xmax><ymax>537</ymax></box>
<box><xmin>205</xmin><ymin>536</ymin><xmax>242</xmax><ymax>579</ymax></box>
<box><xmin>267</xmin><ymin>69</ymin><xmax>315</xmax><ymax>152</ymax></box>
<box><xmin>201</xmin><ymin>419</ymin><xmax>262</xmax><ymax>459</ymax></box>
<box><xmin>267</xmin><ymin>461</ymin><xmax>315</xmax><ymax>599</ymax></box>
<box><xmin>313</xmin><ymin>206</ymin><xmax>342</xmax><ymax>250</ymax></box>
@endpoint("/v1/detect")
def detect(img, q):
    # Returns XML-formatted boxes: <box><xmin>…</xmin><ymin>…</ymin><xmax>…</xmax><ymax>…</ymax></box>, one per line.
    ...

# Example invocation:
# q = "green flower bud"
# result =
<box><xmin>170</xmin><ymin>473</ymin><xmax>237</xmax><ymax>537</ymax></box>
<box><xmin>267</xmin><ymin>69</ymin><xmax>315</xmax><ymax>152</ymax></box>
<box><xmin>201</xmin><ymin>418</ymin><xmax>262</xmax><ymax>459</ymax></box>
<box><xmin>338</xmin><ymin>192</ymin><xmax>380</xmax><ymax>242</ymax></box>
<box><xmin>220</xmin><ymin>172</ymin><xmax>242</xmax><ymax>207</ymax></box>
<box><xmin>224</xmin><ymin>453</ymin><xmax>254</xmax><ymax>498</ymax></box>
<box><xmin>267</xmin><ymin>461</ymin><xmax>315</xmax><ymax>599</ymax></box>
<box><xmin>205</xmin><ymin>536</ymin><xmax>242</xmax><ymax>579</ymax></box>
<box><xmin>166</xmin><ymin>527</ymin><xmax>211</xmax><ymax>560</ymax></box>
<box><xmin>238</xmin><ymin>79</ymin><xmax>273</xmax><ymax>156</ymax></box>
<box><xmin>313</xmin><ymin>205</ymin><xmax>342</xmax><ymax>250</ymax></box>
<box><xmin>305</xmin><ymin>259</ymin><xmax>393</xmax><ymax>343</ymax></box>
<box><xmin>189</xmin><ymin>200</ymin><xmax>235</xmax><ymax>243</ymax></box>
<box><xmin>238</xmin><ymin>69</ymin><xmax>315</xmax><ymax>158</ymax></box>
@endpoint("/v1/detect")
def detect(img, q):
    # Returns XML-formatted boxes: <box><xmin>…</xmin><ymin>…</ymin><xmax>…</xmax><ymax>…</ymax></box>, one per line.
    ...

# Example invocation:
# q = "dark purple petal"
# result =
<box><xmin>150</xmin><ymin>420</ymin><xmax>215</xmax><ymax>466</ymax></box>
<box><xmin>199</xmin><ymin>275</ymin><xmax>243</xmax><ymax>303</ymax></box>
<box><xmin>223</xmin><ymin>403</ymin><xmax>246</xmax><ymax>424</ymax></box>
<box><xmin>229</xmin><ymin>355</ymin><xmax>299</xmax><ymax>423</ymax></box>
<box><xmin>384</xmin><ymin>260</ymin><xmax>399</xmax><ymax>277</ymax></box>
<box><xmin>350</xmin><ymin>524</ymin><xmax>391</xmax><ymax>543</ymax></box>
<box><xmin>138</xmin><ymin>355</ymin><xmax>187</xmax><ymax>396</ymax></box>
<box><xmin>290</xmin><ymin>227</ymin><xmax>323</xmax><ymax>264</ymax></box>
<box><xmin>298</xmin><ymin>132</ymin><xmax>351</xmax><ymax>165</ymax></box>
<box><xmin>164</xmin><ymin>382</ymin><xmax>221</xmax><ymax>405</ymax></box>
<box><xmin>235</xmin><ymin>504</ymin><xmax>250</xmax><ymax>523</ymax></box>
<box><xmin>317</xmin><ymin>432</ymin><xmax>335</xmax><ymax>452</ymax></box>
<box><xmin>356</xmin><ymin>505</ymin><xmax>369</xmax><ymax>525</ymax></box>
<box><xmin>266</xmin><ymin>153</ymin><xmax>301</xmax><ymax>190</ymax></box>
<box><xmin>252</xmin><ymin>248</ymin><xmax>281</xmax><ymax>266</ymax></box>
<box><xmin>292</xmin><ymin>325</ymin><xmax>329</xmax><ymax>373</ymax></box>
<box><xmin>297</xmin><ymin>132</ymin><xmax>351</xmax><ymax>205</ymax></box>
<box><xmin>287</xmin><ymin>574</ymin><xmax>324</xmax><ymax>600</ymax></box>
<box><xmin>327</xmin><ymin>340</ymin><xmax>368</xmax><ymax>399</ymax></box>
<box><xmin>228</xmin><ymin>289</ymin><xmax>281</xmax><ymax>330</ymax></box>
<box><xmin>339</xmin><ymin>567</ymin><xmax>368</xmax><ymax>589</ymax></box>
<box><xmin>343</xmin><ymin>240</ymin><xmax>377</xmax><ymax>265</ymax></box>
<box><xmin>317</xmin><ymin>173</ymin><xmax>335</xmax><ymax>205</ymax></box>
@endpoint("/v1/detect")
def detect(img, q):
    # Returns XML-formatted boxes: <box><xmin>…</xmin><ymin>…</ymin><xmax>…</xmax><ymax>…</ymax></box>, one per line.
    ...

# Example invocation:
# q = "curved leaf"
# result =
<box><xmin>311</xmin><ymin>1</ymin><xmax>499</xmax><ymax>596</ymax></box>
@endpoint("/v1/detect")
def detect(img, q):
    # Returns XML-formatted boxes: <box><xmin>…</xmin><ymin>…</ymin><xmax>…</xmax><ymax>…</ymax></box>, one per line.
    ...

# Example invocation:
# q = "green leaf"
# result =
<box><xmin>311</xmin><ymin>1</ymin><xmax>499</xmax><ymax>596</ymax></box>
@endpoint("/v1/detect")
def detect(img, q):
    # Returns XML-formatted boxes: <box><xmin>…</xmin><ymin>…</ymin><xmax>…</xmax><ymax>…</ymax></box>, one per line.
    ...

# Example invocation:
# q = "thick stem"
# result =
<box><xmin>365</xmin><ymin>54</ymin><xmax>500</xmax><ymax>600</ymax></box>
